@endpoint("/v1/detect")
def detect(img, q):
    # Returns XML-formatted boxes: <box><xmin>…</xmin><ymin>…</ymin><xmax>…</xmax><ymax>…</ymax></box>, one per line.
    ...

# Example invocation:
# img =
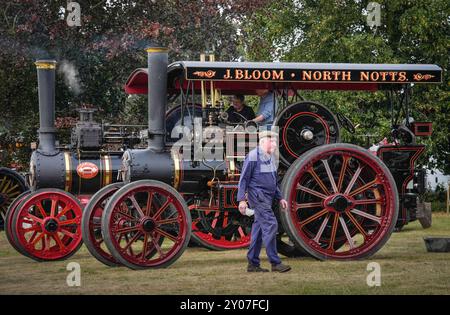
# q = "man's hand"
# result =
<box><xmin>252</xmin><ymin>115</ymin><xmax>265</xmax><ymax>123</ymax></box>
<box><xmin>279</xmin><ymin>199</ymin><xmax>288</xmax><ymax>211</ymax></box>
<box><xmin>239</xmin><ymin>201</ymin><xmax>248</xmax><ymax>215</ymax></box>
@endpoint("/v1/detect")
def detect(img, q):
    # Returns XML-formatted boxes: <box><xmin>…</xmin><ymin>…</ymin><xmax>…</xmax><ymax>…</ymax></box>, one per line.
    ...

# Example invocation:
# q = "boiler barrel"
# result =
<box><xmin>30</xmin><ymin>151</ymin><xmax>122</xmax><ymax>194</ymax></box>
<box><xmin>122</xmin><ymin>148</ymin><xmax>227</xmax><ymax>194</ymax></box>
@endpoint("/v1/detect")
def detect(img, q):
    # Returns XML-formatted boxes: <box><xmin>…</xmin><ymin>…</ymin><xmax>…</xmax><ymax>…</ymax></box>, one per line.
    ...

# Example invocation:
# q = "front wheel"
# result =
<box><xmin>11</xmin><ymin>189</ymin><xmax>83</xmax><ymax>261</ymax></box>
<box><xmin>101</xmin><ymin>180</ymin><xmax>191</xmax><ymax>269</ymax></box>
<box><xmin>81</xmin><ymin>183</ymin><xmax>124</xmax><ymax>267</ymax></box>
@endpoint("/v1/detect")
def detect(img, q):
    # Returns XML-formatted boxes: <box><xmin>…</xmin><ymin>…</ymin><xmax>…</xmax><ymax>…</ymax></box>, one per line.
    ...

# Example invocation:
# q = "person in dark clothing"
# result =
<box><xmin>226</xmin><ymin>94</ymin><xmax>256</xmax><ymax>123</ymax></box>
<box><xmin>237</xmin><ymin>130</ymin><xmax>292</xmax><ymax>273</ymax></box>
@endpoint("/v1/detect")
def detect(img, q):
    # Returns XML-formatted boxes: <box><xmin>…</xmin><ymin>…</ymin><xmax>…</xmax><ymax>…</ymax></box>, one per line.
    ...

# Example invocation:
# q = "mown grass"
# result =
<box><xmin>0</xmin><ymin>213</ymin><xmax>449</xmax><ymax>295</ymax></box>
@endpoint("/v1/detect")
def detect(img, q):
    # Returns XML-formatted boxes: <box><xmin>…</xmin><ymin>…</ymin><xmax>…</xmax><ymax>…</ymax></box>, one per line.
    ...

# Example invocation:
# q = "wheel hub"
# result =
<box><xmin>301</xmin><ymin>129</ymin><xmax>314</xmax><ymax>141</ymax></box>
<box><xmin>44</xmin><ymin>218</ymin><xmax>59</xmax><ymax>233</ymax></box>
<box><xmin>142</xmin><ymin>218</ymin><xmax>156</xmax><ymax>232</ymax></box>
<box><xmin>328</xmin><ymin>194</ymin><xmax>352</xmax><ymax>212</ymax></box>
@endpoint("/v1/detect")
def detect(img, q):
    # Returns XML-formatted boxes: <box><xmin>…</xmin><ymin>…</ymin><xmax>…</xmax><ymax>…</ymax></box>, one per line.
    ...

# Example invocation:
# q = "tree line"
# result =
<box><xmin>0</xmin><ymin>0</ymin><xmax>448</xmax><ymax>173</ymax></box>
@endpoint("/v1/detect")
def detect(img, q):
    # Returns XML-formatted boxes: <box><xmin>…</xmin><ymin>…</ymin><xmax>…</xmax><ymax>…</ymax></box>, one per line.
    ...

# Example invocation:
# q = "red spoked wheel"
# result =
<box><xmin>0</xmin><ymin>168</ymin><xmax>28</xmax><ymax>230</ymax></box>
<box><xmin>5</xmin><ymin>191</ymin><xmax>31</xmax><ymax>254</ymax></box>
<box><xmin>189</xmin><ymin>198</ymin><xmax>252</xmax><ymax>250</ymax></box>
<box><xmin>102</xmin><ymin>180</ymin><xmax>191</xmax><ymax>269</ymax></box>
<box><xmin>280</xmin><ymin>143</ymin><xmax>398</xmax><ymax>260</ymax></box>
<box><xmin>81</xmin><ymin>183</ymin><xmax>123</xmax><ymax>267</ymax></box>
<box><xmin>11</xmin><ymin>189</ymin><xmax>83</xmax><ymax>261</ymax></box>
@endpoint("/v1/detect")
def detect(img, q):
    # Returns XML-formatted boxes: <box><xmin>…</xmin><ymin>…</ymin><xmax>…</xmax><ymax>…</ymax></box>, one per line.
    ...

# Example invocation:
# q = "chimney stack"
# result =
<box><xmin>146</xmin><ymin>47</ymin><xmax>168</xmax><ymax>152</ymax></box>
<box><xmin>35</xmin><ymin>60</ymin><xmax>57</xmax><ymax>155</ymax></box>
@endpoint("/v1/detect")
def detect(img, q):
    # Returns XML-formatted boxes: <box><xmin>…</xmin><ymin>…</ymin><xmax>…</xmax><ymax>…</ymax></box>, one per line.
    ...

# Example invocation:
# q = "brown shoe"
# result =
<box><xmin>271</xmin><ymin>263</ymin><xmax>291</xmax><ymax>273</ymax></box>
<box><xmin>247</xmin><ymin>264</ymin><xmax>269</xmax><ymax>272</ymax></box>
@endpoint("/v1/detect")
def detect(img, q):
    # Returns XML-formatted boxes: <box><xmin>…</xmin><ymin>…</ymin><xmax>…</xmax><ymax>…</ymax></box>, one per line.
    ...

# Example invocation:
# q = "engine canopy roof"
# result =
<box><xmin>125</xmin><ymin>61</ymin><xmax>442</xmax><ymax>95</ymax></box>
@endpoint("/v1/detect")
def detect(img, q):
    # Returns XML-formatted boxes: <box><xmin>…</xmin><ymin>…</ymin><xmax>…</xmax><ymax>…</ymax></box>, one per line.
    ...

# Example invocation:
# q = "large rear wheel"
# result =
<box><xmin>280</xmin><ymin>143</ymin><xmax>398</xmax><ymax>260</ymax></box>
<box><xmin>274</xmin><ymin>205</ymin><xmax>307</xmax><ymax>258</ymax></box>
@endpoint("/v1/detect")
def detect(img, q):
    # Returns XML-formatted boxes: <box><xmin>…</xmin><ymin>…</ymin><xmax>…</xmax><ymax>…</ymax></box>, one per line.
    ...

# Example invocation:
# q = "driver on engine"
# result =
<box><xmin>226</xmin><ymin>94</ymin><xmax>256</xmax><ymax>123</ymax></box>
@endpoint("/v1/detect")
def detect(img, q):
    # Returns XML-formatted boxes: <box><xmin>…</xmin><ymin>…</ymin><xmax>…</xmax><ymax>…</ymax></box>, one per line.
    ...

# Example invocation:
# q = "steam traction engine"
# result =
<box><xmin>4</xmin><ymin>60</ymin><xmax>145</xmax><ymax>261</ymax></box>
<box><xmin>5</xmin><ymin>48</ymin><xmax>442</xmax><ymax>269</ymax></box>
<box><xmin>83</xmin><ymin>48</ymin><xmax>441</xmax><ymax>269</ymax></box>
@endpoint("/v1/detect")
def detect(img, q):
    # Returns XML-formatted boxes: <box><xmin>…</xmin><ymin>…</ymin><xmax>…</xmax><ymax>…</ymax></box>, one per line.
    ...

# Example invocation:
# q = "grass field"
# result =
<box><xmin>1</xmin><ymin>213</ymin><xmax>449</xmax><ymax>295</ymax></box>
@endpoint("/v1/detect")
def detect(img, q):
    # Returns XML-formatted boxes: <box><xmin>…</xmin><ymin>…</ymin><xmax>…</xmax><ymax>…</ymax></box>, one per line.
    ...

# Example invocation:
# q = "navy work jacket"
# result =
<box><xmin>237</xmin><ymin>147</ymin><xmax>283</xmax><ymax>209</ymax></box>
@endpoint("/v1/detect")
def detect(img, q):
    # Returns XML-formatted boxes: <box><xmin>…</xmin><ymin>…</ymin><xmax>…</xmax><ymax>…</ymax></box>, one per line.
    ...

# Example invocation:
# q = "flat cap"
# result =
<box><xmin>259</xmin><ymin>130</ymin><xmax>279</xmax><ymax>140</ymax></box>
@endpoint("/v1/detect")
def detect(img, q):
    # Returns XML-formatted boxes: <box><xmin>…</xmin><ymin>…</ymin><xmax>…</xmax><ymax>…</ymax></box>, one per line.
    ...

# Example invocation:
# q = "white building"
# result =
<box><xmin>426</xmin><ymin>168</ymin><xmax>450</xmax><ymax>191</ymax></box>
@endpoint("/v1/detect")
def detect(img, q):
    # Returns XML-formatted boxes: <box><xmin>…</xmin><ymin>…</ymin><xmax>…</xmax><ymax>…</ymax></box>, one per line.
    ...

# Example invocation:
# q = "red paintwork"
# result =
<box><xmin>124</xmin><ymin>68</ymin><xmax>380</xmax><ymax>95</ymax></box>
<box><xmin>77</xmin><ymin>162</ymin><xmax>99</xmax><ymax>180</ymax></box>
<box><xmin>13</xmin><ymin>191</ymin><xmax>83</xmax><ymax>261</ymax></box>
<box><xmin>85</xmin><ymin>189</ymin><xmax>119</xmax><ymax>265</ymax></box>
<box><xmin>377</xmin><ymin>145</ymin><xmax>425</xmax><ymax>226</ymax></box>
<box><xmin>411</xmin><ymin>122</ymin><xmax>433</xmax><ymax>136</ymax></box>
<box><xmin>288</xmin><ymin>147</ymin><xmax>396</xmax><ymax>259</ymax></box>
<box><xmin>5</xmin><ymin>192</ymin><xmax>31</xmax><ymax>252</ymax></box>
<box><xmin>189</xmin><ymin>204</ymin><xmax>251</xmax><ymax>250</ymax></box>
<box><xmin>282</xmin><ymin>111</ymin><xmax>330</xmax><ymax>159</ymax></box>
<box><xmin>105</xmin><ymin>185</ymin><xmax>189</xmax><ymax>267</ymax></box>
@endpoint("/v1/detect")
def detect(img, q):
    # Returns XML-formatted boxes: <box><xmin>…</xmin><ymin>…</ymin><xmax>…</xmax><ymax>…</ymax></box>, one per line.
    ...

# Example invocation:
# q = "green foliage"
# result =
<box><xmin>423</xmin><ymin>183</ymin><xmax>448</xmax><ymax>212</ymax></box>
<box><xmin>0</xmin><ymin>0</ymin><xmax>448</xmax><ymax>174</ymax></box>
<box><xmin>243</xmin><ymin>0</ymin><xmax>450</xmax><ymax>173</ymax></box>
<box><xmin>0</xmin><ymin>0</ymin><xmax>268</xmax><ymax>168</ymax></box>
<box><xmin>118</xmin><ymin>95</ymin><xmax>148</xmax><ymax>126</ymax></box>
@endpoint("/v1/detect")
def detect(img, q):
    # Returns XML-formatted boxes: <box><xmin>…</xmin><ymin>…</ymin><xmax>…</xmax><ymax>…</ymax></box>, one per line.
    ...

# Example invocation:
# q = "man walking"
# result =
<box><xmin>237</xmin><ymin>130</ymin><xmax>291</xmax><ymax>273</ymax></box>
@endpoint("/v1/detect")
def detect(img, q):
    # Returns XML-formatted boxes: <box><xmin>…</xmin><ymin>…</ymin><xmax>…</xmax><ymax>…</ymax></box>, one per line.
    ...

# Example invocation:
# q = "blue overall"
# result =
<box><xmin>237</xmin><ymin>147</ymin><xmax>282</xmax><ymax>266</ymax></box>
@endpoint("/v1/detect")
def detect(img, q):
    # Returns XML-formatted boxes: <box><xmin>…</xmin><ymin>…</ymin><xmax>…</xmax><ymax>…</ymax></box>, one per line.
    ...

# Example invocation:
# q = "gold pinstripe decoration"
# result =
<box><xmin>172</xmin><ymin>151</ymin><xmax>181</xmax><ymax>190</ymax></box>
<box><xmin>145</xmin><ymin>47</ymin><xmax>169</xmax><ymax>53</ymax></box>
<box><xmin>102</xmin><ymin>155</ymin><xmax>112</xmax><ymax>186</ymax></box>
<box><xmin>35</xmin><ymin>61</ymin><xmax>56</xmax><ymax>69</ymax></box>
<box><xmin>228</xmin><ymin>159</ymin><xmax>236</xmax><ymax>180</ymax></box>
<box><xmin>64</xmin><ymin>152</ymin><xmax>72</xmax><ymax>192</ymax></box>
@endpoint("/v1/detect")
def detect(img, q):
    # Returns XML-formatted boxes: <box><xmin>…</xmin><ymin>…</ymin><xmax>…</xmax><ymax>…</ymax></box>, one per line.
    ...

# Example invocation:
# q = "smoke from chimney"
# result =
<box><xmin>58</xmin><ymin>60</ymin><xmax>82</xmax><ymax>95</ymax></box>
